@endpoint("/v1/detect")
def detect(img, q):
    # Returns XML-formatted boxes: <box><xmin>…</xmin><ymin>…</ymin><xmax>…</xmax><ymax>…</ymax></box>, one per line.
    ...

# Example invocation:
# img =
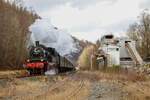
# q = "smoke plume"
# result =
<box><xmin>29</xmin><ymin>18</ymin><xmax>78</xmax><ymax>56</ymax></box>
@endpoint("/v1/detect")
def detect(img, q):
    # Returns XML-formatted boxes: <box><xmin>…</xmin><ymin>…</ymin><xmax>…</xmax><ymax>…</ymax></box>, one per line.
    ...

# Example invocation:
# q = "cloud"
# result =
<box><xmin>23</xmin><ymin>0</ymin><xmax>68</xmax><ymax>12</ymax></box>
<box><xmin>49</xmin><ymin>0</ymin><xmax>140</xmax><ymax>31</ymax></box>
<box><xmin>23</xmin><ymin>0</ymin><xmax>118</xmax><ymax>12</ymax></box>
<box><xmin>70</xmin><ymin>25</ymin><xmax>101</xmax><ymax>33</ymax></box>
<box><xmin>70</xmin><ymin>19</ymin><xmax>134</xmax><ymax>42</ymax></box>
<box><xmin>19</xmin><ymin>0</ymin><xmax>148</xmax><ymax>42</ymax></box>
<box><xmin>102</xmin><ymin>19</ymin><xmax>136</xmax><ymax>33</ymax></box>
<box><xmin>139</xmin><ymin>0</ymin><xmax>150</xmax><ymax>9</ymax></box>
<box><xmin>69</xmin><ymin>0</ymin><xmax>118</xmax><ymax>9</ymax></box>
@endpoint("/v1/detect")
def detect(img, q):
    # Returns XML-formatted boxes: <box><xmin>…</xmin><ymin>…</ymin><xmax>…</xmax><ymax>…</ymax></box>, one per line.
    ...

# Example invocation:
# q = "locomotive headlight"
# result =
<box><xmin>27</xmin><ymin>59</ymin><xmax>30</xmax><ymax>62</ymax></box>
<box><xmin>41</xmin><ymin>59</ymin><xmax>44</xmax><ymax>62</ymax></box>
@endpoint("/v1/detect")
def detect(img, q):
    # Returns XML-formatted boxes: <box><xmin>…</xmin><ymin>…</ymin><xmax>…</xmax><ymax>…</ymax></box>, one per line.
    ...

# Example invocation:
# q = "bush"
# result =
<box><xmin>78</xmin><ymin>45</ymin><xmax>98</xmax><ymax>70</ymax></box>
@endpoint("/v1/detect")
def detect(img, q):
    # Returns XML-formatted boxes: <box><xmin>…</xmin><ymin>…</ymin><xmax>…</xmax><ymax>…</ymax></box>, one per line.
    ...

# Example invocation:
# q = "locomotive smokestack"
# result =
<box><xmin>35</xmin><ymin>41</ymin><xmax>40</xmax><ymax>46</ymax></box>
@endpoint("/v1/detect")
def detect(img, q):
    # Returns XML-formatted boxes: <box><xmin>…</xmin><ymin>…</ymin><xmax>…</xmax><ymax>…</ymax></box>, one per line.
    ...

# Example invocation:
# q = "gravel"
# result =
<box><xmin>88</xmin><ymin>81</ymin><xmax>130</xmax><ymax>100</ymax></box>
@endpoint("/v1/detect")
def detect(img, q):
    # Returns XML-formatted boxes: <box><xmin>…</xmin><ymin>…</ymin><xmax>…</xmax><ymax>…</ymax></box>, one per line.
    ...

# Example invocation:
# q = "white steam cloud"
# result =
<box><xmin>29</xmin><ymin>19</ymin><xmax>78</xmax><ymax>56</ymax></box>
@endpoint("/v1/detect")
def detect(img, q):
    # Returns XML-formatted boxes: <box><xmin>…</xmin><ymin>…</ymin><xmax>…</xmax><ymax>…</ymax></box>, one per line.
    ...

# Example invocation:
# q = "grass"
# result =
<box><xmin>0</xmin><ymin>70</ymin><xmax>27</xmax><ymax>79</ymax></box>
<box><xmin>35</xmin><ymin>80</ymin><xmax>90</xmax><ymax>100</ymax></box>
<box><xmin>0</xmin><ymin>69</ymin><xmax>149</xmax><ymax>100</ymax></box>
<box><xmin>8</xmin><ymin>79</ymin><xmax>90</xmax><ymax>100</ymax></box>
<box><xmin>0</xmin><ymin>66</ymin><xmax>25</xmax><ymax>71</ymax></box>
<box><xmin>79</xmin><ymin>67</ymin><xmax>147</xmax><ymax>82</ymax></box>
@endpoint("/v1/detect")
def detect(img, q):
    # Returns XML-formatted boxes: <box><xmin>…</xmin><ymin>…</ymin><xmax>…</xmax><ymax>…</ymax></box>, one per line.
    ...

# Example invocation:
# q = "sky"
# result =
<box><xmin>17</xmin><ymin>0</ymin><xmax>150</xmax><ymax>42</ymax></box>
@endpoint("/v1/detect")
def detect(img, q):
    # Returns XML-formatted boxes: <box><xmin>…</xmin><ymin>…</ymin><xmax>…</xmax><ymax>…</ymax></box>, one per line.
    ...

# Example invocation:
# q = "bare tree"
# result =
<box><xmin>127</xmin><ymin>10</ymin><xmax>150</xmax><ymax>59</ymax></box>
<box><xmin>0</xmin><ymin>0</ymin><xmax>38</xmax><ymax>68</ymax></box>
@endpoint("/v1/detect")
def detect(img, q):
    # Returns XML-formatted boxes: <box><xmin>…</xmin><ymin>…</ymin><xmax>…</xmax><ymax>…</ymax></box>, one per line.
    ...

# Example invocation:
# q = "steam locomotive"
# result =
<box><xmin>24</xmin><ymin>41</ymin><xmax>74</xmax><ymax>75</ymax></box>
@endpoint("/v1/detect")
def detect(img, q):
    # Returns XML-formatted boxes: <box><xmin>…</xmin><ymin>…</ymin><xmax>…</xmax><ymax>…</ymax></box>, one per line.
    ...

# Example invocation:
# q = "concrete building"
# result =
<box><xmin>98</xmin><ymin>34</ymin><xmax>143</xmax><ymax>67</ymax></box>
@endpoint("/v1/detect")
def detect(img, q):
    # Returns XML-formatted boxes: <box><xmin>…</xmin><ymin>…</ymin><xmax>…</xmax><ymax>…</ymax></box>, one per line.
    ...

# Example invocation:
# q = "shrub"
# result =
<box><xmin>78</xmin><ymin>45</ymin><xmax>98</xmax><ymax>70</ymax></box>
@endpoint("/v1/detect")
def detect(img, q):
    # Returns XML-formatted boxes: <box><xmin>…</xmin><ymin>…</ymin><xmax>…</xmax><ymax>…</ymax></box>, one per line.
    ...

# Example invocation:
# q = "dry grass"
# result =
<box><xmin>0</xmin><ymin>70</ymin><xmax>27</xmax><ymax>79</ymax></box>
<box><xmin>0</xmin><ymin>76</ymin><xmax>51</xmax><ymax>99</ymax></box>
<box><xmin>0</xmin><ymin>77</ymin><xmax>90</xmax><ymax>100</ymax></box>
<box><xmin>122</xmin><ymin>80</ymin><xmax>150</xmax><ymax>100</ymax></box>
<box><xmin>77</xmin><ymin>71</ymin><xmax>150</xmax><ymax>100</ymax></box>
<box><xmin>102</xmin><ymin>67</ymin><xmax>147</xmax><ymax>82</ymax></box>
<box><xmin>0</xmin><ymin>70</ymin><xmax>149</xmax><ymax>100</ymax></box>
<box><xmin>36</xmin><ymin>80</ymin><xmax>90</xmax><ymax>100</ymax></box>
<box><xmin>77</xmin><ymin>69</ymin><xmax>147</xmax><ymax>82</ymax></box>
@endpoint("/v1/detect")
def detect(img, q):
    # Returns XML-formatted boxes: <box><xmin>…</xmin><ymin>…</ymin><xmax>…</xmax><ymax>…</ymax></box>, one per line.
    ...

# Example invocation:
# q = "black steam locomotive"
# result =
<box><xmin>24</xmin><ymin>41</ymin><xmax>74</xmax><ymax>75</ymax></box>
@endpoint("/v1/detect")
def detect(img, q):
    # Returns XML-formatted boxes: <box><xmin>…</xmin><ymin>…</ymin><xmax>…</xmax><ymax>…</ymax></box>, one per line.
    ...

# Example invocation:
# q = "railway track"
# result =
<box><xmin>37</xmin><ymin>70</ymin><xmax>85</xmax><ymax>100</ymax></box>
<box><xmin>41</xmin><ymin>70</ymin><xmax>85</xmax><ymax>100</ymax></box>
<box><xmin>8</xmin><ymin>70</ymin><xmax>77</xmax><ymax>99</ymax></box>
<box><xmin>37</xmin><ymin>70</ymin><xmax>77</xmax><ymax>95</ymax></box>
<box><xmin>66</xmin><ymin>80</ymin><xmax>85</xmax><ymax>100</ymax></box>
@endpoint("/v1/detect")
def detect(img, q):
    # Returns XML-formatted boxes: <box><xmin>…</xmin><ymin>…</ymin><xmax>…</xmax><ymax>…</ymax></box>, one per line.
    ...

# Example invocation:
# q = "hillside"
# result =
<box><xmin>66</xmin><ymin>36</ymin><xmax>94</xmax><ymax>65</ymax></box>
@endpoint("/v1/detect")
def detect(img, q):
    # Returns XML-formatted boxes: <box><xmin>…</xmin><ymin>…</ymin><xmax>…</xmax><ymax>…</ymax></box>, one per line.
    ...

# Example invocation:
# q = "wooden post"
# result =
<box><xmin>90</xmin><ymin>55</ymin><xmax>92</xmax><ymax>70</ymax></box>
<box><xmin>91</xmin><ymin>54</ymin><xmax>94</xmax><ymax>70</ymax></box>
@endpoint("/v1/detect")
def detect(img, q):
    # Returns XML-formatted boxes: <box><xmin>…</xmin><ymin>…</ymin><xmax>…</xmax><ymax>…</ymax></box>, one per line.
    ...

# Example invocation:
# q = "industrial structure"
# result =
<box><xmin>97</xmin><ymin>34</ymin><xmax>143</xmax><ymax>67</ymax></box>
